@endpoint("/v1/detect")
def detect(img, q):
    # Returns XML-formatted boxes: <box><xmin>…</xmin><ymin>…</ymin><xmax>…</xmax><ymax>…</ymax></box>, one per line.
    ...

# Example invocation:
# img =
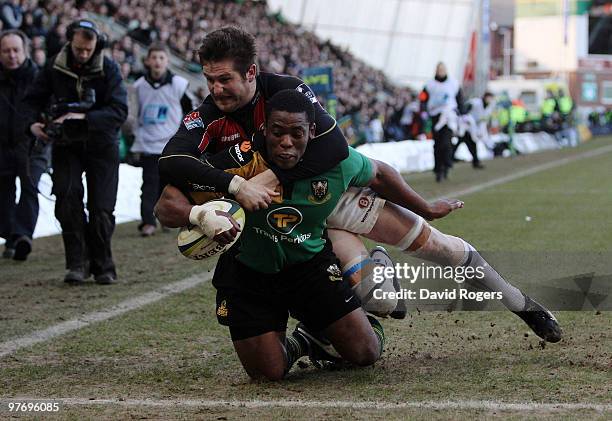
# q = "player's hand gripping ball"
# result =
<box><xmin>178</xmin><ymin>199</ymin><xmax>246</xmax><ymax>260</ymax></box>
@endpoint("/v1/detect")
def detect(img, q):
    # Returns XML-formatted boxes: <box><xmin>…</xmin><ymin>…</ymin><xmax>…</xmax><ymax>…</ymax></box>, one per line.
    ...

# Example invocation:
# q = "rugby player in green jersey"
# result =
<box><xmin>162</xmin><ymin>90</ymin><xmax>393</xmax><ymax>380</ymax></box>
<box><xmin>157</xmin><ymin>90</ymin><xmax>562</xmax><ymax>379</ymax></box>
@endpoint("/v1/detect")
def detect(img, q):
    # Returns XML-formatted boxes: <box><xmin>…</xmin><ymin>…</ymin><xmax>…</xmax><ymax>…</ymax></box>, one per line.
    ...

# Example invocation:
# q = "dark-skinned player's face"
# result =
<box><xmin>265</xmin><ymin>110</ymin><xmax>315</xmax><ymax>170</ymax></box>
<box><xmin>202</xmin><ymin>59</ymin><xmax>256</xmax><ymax>113</ymax></box>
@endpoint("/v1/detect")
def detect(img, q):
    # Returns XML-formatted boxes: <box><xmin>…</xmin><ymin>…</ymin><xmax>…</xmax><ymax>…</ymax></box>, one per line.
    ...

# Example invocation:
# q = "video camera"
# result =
<box><xmin>45</xmin><ymin>88</ymin><xmax>96</xmax><ymax>145</ymax></box>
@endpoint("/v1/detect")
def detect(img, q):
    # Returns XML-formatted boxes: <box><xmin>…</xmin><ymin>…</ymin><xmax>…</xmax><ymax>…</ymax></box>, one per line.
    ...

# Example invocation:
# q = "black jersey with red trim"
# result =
<box><xmin>159</xmin><ymin>72</ymin><xmax>348</xmax><ymax>194</ymax></box>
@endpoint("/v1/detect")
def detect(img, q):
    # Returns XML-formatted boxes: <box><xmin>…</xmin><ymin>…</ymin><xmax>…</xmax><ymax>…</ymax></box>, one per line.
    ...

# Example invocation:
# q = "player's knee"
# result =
<box><xmin>349</xmin><ymin>340</ymin><xmax>380</xmax><ymax>367</ymax></box>
<box><xmin>260</xmin><ymin>368</ymin><xmax>286</xmax><ymax>382</ymax></box>
<box><xmin>400</xmin><ymin>222</ymin><xmax>470</xmax><ymax>267</ymax></box>
<box><xmin>246</xmin><ymin>364</ymin><xmax>286</xmax><ymax>382</ymax></box>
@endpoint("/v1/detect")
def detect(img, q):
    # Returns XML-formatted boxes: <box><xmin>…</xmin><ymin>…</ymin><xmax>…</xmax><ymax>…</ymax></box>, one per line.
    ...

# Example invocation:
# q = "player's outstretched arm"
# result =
<box><xmin>368</xmin><ymin>159</ymin><xmax>464</xmax><ymax>220</ymax></box>
<box><xmin>154</xmin><ymin>185</ymin><xmax>193</xmax><ymax>228</ymax></box>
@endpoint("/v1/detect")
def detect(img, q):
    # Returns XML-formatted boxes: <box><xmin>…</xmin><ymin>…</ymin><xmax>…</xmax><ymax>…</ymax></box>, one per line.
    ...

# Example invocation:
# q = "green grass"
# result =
<box><xmin>1</xmin><ymin>137</ymin><xmax>611</xmax><ymax>419</ymax></box>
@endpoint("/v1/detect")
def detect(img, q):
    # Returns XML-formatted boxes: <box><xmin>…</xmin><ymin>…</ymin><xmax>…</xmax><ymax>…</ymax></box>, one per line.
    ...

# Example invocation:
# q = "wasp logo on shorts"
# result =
<box><xmin>267</xmin><ymin>207</ymin><xmax>303</xmax><ymax>234</ymax></box>
<box><xmin>327</xmin><ymin>264</ymin><xmax>342</xmax><ymax>282</ymax></box>
<box><xmin>217</xmin><ymin>300</ymin><xmax>228</xmax><ymax>317</ymax></box>
<box><xmin>308</xmin><ymin>179</ymin><xmax>331</xmax><ymax>204</ymax></box>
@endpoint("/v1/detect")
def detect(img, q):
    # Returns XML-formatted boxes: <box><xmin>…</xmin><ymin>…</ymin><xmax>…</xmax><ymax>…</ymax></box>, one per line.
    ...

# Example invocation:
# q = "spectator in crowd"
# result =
<box><xmin>20</xmin><ymin>9</ymin><xmax>47</xmax><ymax>38</ymax></box>
<box><xmin>129</xmin><ymin>43</ymin><xmax>191</xmax><ymax>237</ymax></box>
<box><xmin>23</xmin><ymin>19</ymin><xmax>127</xmax><ymax>284</ymax></box>
<box><xmin>0</xmin><ymin>29</ymin><xmax>50</xmax><ymax>260</ymax></box>
<box><xmin>365</xmin><ymin>111</ymin><xmax>384</xmax><ymax>143</ymax></box>
<box><xmin>0</xmin><ymin>0</ymin><xmax>22</xmax><ymax>30</ymax></box>
<box><xmin>45</xmin><ymin>21</ymin><xmax>68</xmax><ymax>57</ymax></box>
<box><xmin>31</xmin><ymin>46</ymin><xmax>45</xmax><ymax>66</ymax></box>
<box><xmin>119</xmin><ymin>61</ymin><xmax>131</xmax><ymax>80</ymax></box>
<box><xmin>400</xmin><ymin>94</ymin><xmax>423</xmax><ymax>140</ymax></box>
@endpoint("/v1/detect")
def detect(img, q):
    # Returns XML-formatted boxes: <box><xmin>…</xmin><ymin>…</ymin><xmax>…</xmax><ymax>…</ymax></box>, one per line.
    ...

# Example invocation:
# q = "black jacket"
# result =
<box><xmin>23</xmin><ymin>44</ymin><xmax>128</xmax><ymax>145</ymax></box>
<box><xmin>0</xmin><ymin>58</ymin><xmax>37</xmax><ymax>162</ymax></box>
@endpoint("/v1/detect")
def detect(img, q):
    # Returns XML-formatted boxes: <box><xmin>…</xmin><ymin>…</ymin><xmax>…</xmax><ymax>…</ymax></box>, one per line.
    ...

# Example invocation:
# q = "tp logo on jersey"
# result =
<box><xmin>308</xmin><ymin>179</ymin><xmax>331</xmax><ymax>204</ymax></box>
<box><xmin>267</xmin><ymin>207</ymin><xmax>303</xmax><ymax>234</ymax></box>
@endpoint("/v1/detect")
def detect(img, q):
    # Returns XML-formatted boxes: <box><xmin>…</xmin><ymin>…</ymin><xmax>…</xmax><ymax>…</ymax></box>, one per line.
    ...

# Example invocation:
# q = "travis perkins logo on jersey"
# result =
<box><xmin>308</xmin><ymin>179</ymin><xmax>331</xmax><ymax>204</ymax></box>
<box><xmin>254</xmin><ymin>206</ymin><xmax>311</xmax><ymax>244</ymax></box>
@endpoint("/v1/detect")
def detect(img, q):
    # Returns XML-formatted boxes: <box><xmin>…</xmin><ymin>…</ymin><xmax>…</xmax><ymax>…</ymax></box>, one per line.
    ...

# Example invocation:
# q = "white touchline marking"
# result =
<box><xmin>433</xmin><ymin>144</ymin><xmax>612</xmax><ymax>201</ymax></box>
<box><xmin>0</xmin><ymin>272</ymin><xmax>213</xmax><ymax>359</ymax></box>
<box><xmin>1</xmin><ymin>398</ymin><xmax>610</xmax><ymax>412</ymax></box>
<box><xmin>2</xmin><ymin>143</ymin><xmax>612</xmax><ymax>359</ymax></box>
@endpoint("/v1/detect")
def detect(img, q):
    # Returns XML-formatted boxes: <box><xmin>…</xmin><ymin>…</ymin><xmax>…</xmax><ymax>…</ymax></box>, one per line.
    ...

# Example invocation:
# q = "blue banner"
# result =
<box><xmin>300</xmin><ymin>66</ymin><xmax>334</xmax><ymax>95</ymax></box>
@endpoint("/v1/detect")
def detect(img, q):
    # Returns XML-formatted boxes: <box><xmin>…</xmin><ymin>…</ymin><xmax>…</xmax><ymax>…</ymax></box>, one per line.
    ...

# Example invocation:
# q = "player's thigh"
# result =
<box><xmin>365</xmin><ymin>201</ymin><xmax>422</xmax><ymax>245</ymax></box>
<box><xmin>288</xmin><ymin>244</ymin><xmax>361</xmax><ymax>331</ymax></box>
<box><xmin>327</xmin><ymin>186</ymin><xmax>385</xmax><ymax>235</ymax></box>
<box><xmin>327</xmin><ymin>229</ymin><xmax>367</xmax><ymax>267</ymax></box>
<box><xmin>324</xmin><ymin>308</ymin><xmax>379</xmax><ymax>366</ymax></box>
<box><xmin>233</xmin><ymin>331</ymin><xmax>287</xmax><ymax>381</ymax></box>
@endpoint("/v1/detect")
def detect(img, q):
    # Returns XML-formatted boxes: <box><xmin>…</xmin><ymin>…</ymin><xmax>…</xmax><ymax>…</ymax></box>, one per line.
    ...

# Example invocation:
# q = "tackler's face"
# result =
<box><xmin>202</xmin><ymin>58</ymin><xmax>256</xmax><ymax>113</ymax></box>
<box><xmin>265</xmin><ymin>110</ymin><xmax>315</xmax><ymax>170</ymax></box>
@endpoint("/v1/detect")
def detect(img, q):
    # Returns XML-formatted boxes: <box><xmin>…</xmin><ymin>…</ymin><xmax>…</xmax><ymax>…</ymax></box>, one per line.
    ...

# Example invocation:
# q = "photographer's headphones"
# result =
<box><xmin>66</xmin><ymin>19</ymin><xmax>108</xmax><ymax>53</ymax></box>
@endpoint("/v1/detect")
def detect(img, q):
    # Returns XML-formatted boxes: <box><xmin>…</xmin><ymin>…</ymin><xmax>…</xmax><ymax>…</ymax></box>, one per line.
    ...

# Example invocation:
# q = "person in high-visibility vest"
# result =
<box><xmin>541</xmin><ymin>89</ymin><xmax>559</xmax><ymax>133</ymax></box>
<box><xmin>510</xmin><ymin>100</ymin><xmax>527</xmax><ymax>128</ymax></box>
<box><xmin>556</xmin><ymin>89</ymin><xmax>578</xmax><ymax>146</ymax></box>
<box><xmin>557</xmin><ymin>88</ymin><xmax>574</xmax><ymax>126</ymax></box>
<box><xmin>541</xmin><ymin>90</ymin><xmax>557</xmax><ymax>117</ymax></box>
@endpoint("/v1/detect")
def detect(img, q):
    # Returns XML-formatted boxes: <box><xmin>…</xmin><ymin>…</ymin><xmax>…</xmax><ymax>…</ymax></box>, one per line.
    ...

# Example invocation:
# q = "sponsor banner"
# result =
<box><xmin>300</xmin><ymin>66</ymin><xmax>334</xmax><ymax>95</ymax></box>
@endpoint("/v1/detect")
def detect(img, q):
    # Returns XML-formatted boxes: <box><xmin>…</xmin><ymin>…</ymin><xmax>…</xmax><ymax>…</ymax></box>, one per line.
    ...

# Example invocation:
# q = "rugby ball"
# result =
<box><xmin>177</xmin><ymin>199</ymin><xmax>246</xmax><ymax>260</ymax></box>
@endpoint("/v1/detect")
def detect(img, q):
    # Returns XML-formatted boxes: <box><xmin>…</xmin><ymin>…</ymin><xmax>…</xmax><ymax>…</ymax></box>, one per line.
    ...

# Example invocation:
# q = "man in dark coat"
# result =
<box><xmin>0</xmin><ymin>29</ymin><xmax>49</xmax><ymax>260</ymax></box>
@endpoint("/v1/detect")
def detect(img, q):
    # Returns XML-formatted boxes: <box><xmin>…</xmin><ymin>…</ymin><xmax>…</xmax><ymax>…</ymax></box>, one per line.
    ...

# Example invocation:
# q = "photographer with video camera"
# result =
<box><xmin>23</xmin><ymin>19</ymin><xmax>127</xmax><ymax>285</ymax></box>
